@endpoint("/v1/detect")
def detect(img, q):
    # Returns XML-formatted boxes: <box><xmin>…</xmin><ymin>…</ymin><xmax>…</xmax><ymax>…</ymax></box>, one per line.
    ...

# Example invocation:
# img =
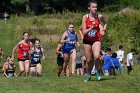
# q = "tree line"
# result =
<box><xmin>0</xmin><ymin>0</ymin><xmax>140</xmax><ymax>15</ymax></box>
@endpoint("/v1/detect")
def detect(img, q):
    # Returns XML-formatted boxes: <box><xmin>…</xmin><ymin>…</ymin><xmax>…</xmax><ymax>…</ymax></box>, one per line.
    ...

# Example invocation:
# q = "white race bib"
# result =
<box><xmin>68</xmin><ymin>41</ymin><xmax>76</xmax><ymax>45</ymax></box>
<box><xmin>87</xmin><ymin>30</ymin><xmax>97</xmax><ymax>37</ymax></box>
<box><xmin>33</xmin><ymin>58</ymin><xmax>40</xmax><ymax>62</ymax></box>
<box><xmin>23</xmin><ymin>52</ymin><xmax>28</xmax><ymax>57</ymax></box>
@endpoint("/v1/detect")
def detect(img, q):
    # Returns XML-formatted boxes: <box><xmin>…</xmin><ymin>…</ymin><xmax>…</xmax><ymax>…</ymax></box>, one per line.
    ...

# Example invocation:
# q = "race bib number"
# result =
<box><xmin>23</xmin><ymin>52</ymin><xmax>28</xmax><ymax>57</ymax></box>
<box><xmin>7</xmin><ymin>73</ymin><xmax>14</xmax><ymax>77</ymax></box>
<box><xmin>33</xmin><ymin>58</ymin><xmax>40</xmax><ymax>62</ymax></box>
<box><xmin>87</xmin><ymin>30</ymin><xmax>97</xmax><ymax>37</ymax></box>
<box><xmin>68</xmin><ymin>41</ymin><xmax>76</xmax><ymax>45</ymax></box>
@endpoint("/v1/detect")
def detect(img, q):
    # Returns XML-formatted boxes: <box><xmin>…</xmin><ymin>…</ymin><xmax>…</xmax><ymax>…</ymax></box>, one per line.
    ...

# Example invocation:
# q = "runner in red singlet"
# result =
<box><xmin>82</xmin><ymin>0</ymin><xmax>107</xmax><ymax>82</ymax></box>
<box><xmin>12</xmin><ymin>32</ymin><xmax>32</xmax><ymax>77</ymax></box>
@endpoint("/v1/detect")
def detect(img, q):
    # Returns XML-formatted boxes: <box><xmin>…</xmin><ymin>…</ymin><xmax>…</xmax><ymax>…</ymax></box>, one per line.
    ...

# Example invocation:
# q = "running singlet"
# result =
<box><xmin>6</xmin><ymin>64</ymin><xmax>15</xmax><ymax>77</ymax></box>
<box><xmin>58</xmin><ymin>47</ymin><xmax>63</xmax><ymax>58</ymax></box>
<box><xmin>63</xmin><ymin>30</ymin><xmax>76</xmax><ymax>50</ymax></box>
<box><xmin>30</xmin><ymin>47</ymin><xmax>42</xmax><ymax>64</ymax></box>
<box><xmin>17</xmin><ymin>43</ymin><xmax>30</xmax><ymax>59</ymax></box>
<box><xmin>83</xmin><ymin>14</ymin><xmax>101</xmax><ymax>42</ymax></box>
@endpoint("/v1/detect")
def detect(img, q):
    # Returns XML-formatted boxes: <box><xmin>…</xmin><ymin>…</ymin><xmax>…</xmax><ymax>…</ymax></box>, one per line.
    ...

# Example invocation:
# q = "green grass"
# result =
<box><xmin>0</xmin><ymin>10</ymin><xmax>140</xmax><ymax>93</ymax></box>
<box><xmin>0</xmin><ymin>21</ymin><xmax>15</xmax><ymax>54</ymax></box>
<box><xmin>0</xmin><ymin>69</ymin><xmax>140</xmax><ymax>93</ymax></box>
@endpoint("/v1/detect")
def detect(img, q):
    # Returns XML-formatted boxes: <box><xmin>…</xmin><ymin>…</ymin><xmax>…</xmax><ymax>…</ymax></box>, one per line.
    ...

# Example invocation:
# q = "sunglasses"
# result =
<box><xmin>69</xmin><ymin>27</ymin><xmax>74</xmax><ymax>28</ymax></box>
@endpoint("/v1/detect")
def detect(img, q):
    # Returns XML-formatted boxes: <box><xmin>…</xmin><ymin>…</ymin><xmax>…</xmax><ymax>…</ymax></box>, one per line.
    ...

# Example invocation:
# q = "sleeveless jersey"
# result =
<box><xmin>30</xmin><ymin>47</ymin><xmax>42</xmax><ymax>64</ymax></box>
<box><xmin>83</xmin><ymin>14</ymin><xmax>101</xmax><ymax>42</ymax></box>
<box><xmin>17</xmin><ymin>43</ymin><xmax>30</xmax><ymax>59</ymax></box>
<box><xmin>58</xmin><ymin>47</ymin><xmax>63</xmax><ymax>58</ymax></box>
<box><xmin>57</xmin><ymin>47</ymin><xmax>64</xmax><ymax>62</ymax></box>
<box><xmin>6</xmin><ymin>64</ymin><xmax>15</xmax><ymax>76</ymax></box>
<box><xmin>63</xmin><ymin>30</ymin><xmax>77</xmax><ymax>50</ymax></box>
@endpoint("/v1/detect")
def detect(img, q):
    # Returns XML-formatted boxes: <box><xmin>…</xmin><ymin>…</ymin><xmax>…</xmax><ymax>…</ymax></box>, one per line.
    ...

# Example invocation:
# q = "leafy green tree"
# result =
<box><xmin>11</xmin><ymin>0</ymin><xmax>41</xmax><ymax>13</ymax></box>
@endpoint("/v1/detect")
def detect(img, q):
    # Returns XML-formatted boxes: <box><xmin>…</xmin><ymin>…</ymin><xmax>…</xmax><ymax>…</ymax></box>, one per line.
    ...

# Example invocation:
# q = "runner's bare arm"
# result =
<box><xmin>99</xmin><ymin>24</ymin><xmax>105</xmax><ymax>36</ymax></box>
<box><xmin>60</xmin><ymin>32</ymin><xmax>69</xmax><ymax>43</ymax></box>
<box><xmin>12</xmin><ymin>42</ymin><xmax>21</xmax><ymax>60</ymax></box>
<box><xmin>82</xmin><ymin>15</ymin><xmax>95</xmax><ymax>35</ymax></box>
<box><xmin>14</xmin><ymin>73</ymin><xmax>18</xmax><ymax>77</ymax></box>
<box><xmin>98</xmin><ymin>14</ymin><xmax>107</xmax><ymax>31</ymax></box>
<box><xmin>3</xmin><ymin>63</ymin><xmax>8</xmax><ymax>77</ymax></box>
<box><xmin>79</xmin><ymin>25</ymin><xmax>83</xmax><ymax>39</ymax></box>
<box><xmin>29</xmin><ymin>42</ymin><xmax>32</xmax><ymax>55</ymax></box>
<box><xmin>30</xmin><ymin>47</ymin><xmax>35</xmax><ymax>54</ymax></box>
<box><xmin>56</xmin><ymin>44</ymin><xmax>62</xmax><ymax>54</ymax></box>
<box><xmin>76</xmin><ymin>34</ymin><xmax>80</xmax><ymax>47</ymax></box>
<box><xmin>41</xmin><ymin>48</ymin><xmax>45</xmax><ymax>60</ymax></box>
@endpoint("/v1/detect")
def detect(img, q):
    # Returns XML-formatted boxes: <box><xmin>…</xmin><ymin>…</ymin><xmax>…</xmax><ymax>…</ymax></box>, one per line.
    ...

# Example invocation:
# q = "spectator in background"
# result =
<box><xmin>75</xmin><ymin>49</ymin><xmax>83</xmax><ymax>75</ymax></box>
<box><xmin>126</xmin><ymin>49</ymin><xmax>135</xmax><ymax>74</ymax></box>
<box><xmin>116</xmin><ymin>45</ymin><xmax>125</xmax><ymax>73</ymax></box>
<box><xmin>3</xmin><ymin>12</ymin><xmax>9</xmax><ymax>24</ymax></box>
<box><xmin>109</xmin><ymin>53</ymin><xmax>120</xmax><ymax>75</ymax></box>
<box><xmin>116</xmin><ymin>45</ymin><xmax>125</xmax><ymax>64</ymax></box>
<box><xmin>81</xmin><ymin>55</ymin><xmax>86</xmax><ymax>75</ymax></box>
<box><xmin>102</xmin><ymin>48</ymin><xmax>112</xmax><ymax>76</ymax></box>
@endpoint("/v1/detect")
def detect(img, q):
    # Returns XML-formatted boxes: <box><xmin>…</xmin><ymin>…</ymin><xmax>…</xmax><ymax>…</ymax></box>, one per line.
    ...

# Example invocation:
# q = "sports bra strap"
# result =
<box><xmin>34</xmin><ymin>47</ymin><xmax>42</xmax><ymax>53</ymax></box>
<box><xmin>86</xmin><ymin>14</ymin><xmax>89</xmax><ymax>18</ymax></box>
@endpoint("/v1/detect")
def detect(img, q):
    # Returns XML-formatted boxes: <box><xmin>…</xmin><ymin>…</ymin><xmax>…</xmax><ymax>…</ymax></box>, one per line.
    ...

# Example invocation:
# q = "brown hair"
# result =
<box><xmin>23</xmin><ymin>32</ymin><xmax>29</xmax><ymax>36</ymax></box>
<box><xmin>68</xmin><ymin>21</ymin><xmax>73</xmax><ymax>26</ymax></box>
<box><xmin>88</xmin><ymin>0</ymin><xmax>97</xmax><ymax>7</ymax></box>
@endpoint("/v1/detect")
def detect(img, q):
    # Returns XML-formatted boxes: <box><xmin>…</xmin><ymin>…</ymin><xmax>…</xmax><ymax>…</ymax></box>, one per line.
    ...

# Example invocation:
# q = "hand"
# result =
<box><xmin>77</xmin><ymin>42</ymin><xmax>80</xmax><ymax>47</ymax></box>
<box><xmin>77</xmin><ymin>43</ymin><xmax>80</xmax><ymax>47</ymax></box>
<box><xmin>100</xmin><ymin>30</ymin><xmax>105</xmax><ymax>36</ymax></box>
<box><xmin>11</xmin><ymin>57</ymin><xmax>14</xmax><ymax>61</ymax></box>
<box><xmin>89</xmin><ymin>22</ymin><xmax>96</xmax><ymax>29</ymax></box>
<box><xmin>81</xmin><ymin>35</ymin><xmax>84</xmax><ymax>40</ymax></box>
<box><xmin>15</xmin><ymin>73</ymin><xmax>18</xmax><ymax>77</ymax></box>
<box><xmin>67</xmin><ymin>38</ymin><xmax>70</xmax><ymax>42</ymax></box>
<box><xmin>42</xmin><ymin>56</ymin><xmax>45</xmax><ymax>60</ymax></box>
<box><xmin>92</xmin><ymin>22</ymin><xmax>96</xmax><ymax>27</ymax></box>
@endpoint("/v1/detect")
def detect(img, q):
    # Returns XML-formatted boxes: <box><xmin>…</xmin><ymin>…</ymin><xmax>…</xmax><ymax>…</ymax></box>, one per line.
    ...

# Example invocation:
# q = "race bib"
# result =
<box><xmin>68</xmin><ymin>41</ymin><xmax>76</xmax><ymax>45</ymax></box>
<box><xmin>7</xmin><ymin>73</ymin><xmax>14</xmax><ymax>77</ymax></box>
<box><xmin>87</xmin><ymin>30</ymin><xmax>97</xmax><ymax>37</ymax></box>
<box><xmin>23</xmin><ymin>52</ymin><xmax>28</xmax><ymax>57</ymax></box>
<box><xmin>33</xmin><ymin>58</ymin><xmax>40</xmax><ymax>62</ymax></box>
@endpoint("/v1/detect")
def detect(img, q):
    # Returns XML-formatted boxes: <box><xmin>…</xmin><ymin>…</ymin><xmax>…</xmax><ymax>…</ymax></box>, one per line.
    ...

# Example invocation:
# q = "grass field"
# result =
<box><xmin>0</xmin><ymin>13</ymin><xmax>140</xmax><ymax>93</ymax></box>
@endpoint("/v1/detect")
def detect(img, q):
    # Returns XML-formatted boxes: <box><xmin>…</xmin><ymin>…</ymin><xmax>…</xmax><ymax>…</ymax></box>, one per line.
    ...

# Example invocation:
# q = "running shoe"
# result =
<box><xmin>95</xmin><ymin>71</ymin><xmax>101</xmax><ymax>81</ymax></box>
<box><xmin>84</xmin><ymin>76</ymin><xmax>91</xmax><ymax>82</ymax></box>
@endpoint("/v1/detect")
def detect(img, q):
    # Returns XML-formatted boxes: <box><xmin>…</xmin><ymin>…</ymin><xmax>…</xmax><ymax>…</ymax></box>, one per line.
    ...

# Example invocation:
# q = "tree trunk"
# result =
<box><xmin>26</xmin><ymin>3</ymin><xmax>31</xmax><ymax>12</ymax></box>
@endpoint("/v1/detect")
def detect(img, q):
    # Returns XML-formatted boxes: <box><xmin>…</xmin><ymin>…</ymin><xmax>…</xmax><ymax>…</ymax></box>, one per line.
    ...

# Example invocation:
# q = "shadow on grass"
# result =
<box><xmin>90</xmin><ymin>77</ymin><xmax>116</xmax><ymax>81</ymax></box>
